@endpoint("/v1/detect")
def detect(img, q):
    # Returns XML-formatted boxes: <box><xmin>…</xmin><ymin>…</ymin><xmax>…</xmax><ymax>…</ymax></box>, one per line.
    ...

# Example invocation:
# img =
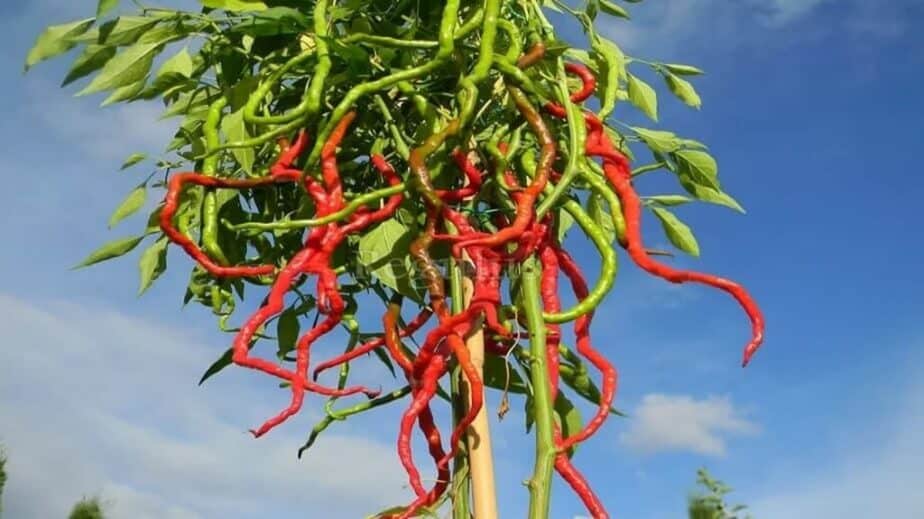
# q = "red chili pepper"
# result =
<box><xmin>311</xmin><ymin>308</ymin><xmax>432</xmax><ymax>381</ymax></box>
<box><xmin>588</xmin><ymin>135</ymin><xmax>766</xmax><ymax>366</ymax></box>
<box><xmin>554</xmin><ymin>246</ymin><xmax>618</xmax><ymax>451</ymax></box>
<box><xmin>543</xmin><ymin>62</ymin><xmax>766</xmax><ymax>367</ymax></box>
<box><xmin>554</xmin><ymin>452</ymin><xmax>609</xmax><ymax>518</ymax></box>
<box><xmin>160</xmin><ymin>172</ymin><xmax>299</xmax><ymax>278</ymax></box>
<box><xmin>540</xmin><ymin>239</ymin><xmax>562</xmax><ymax>402</ymax></box>
<box><xmin>434</xmin><ymin>149</ymin><xmax>483</xmax><ymax>202</ymax></box>
<box><xmin>383</xmin><ymin>304</ymin><xmax>449</xmax><ymax>503</ymax></box>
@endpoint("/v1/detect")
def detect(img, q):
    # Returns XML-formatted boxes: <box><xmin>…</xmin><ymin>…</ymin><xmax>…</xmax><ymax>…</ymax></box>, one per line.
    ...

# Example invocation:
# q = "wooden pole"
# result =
<box><xmin>461</xmin><ymin>255</ymin><xmax>499</xmax><ymax>519</ymax></box>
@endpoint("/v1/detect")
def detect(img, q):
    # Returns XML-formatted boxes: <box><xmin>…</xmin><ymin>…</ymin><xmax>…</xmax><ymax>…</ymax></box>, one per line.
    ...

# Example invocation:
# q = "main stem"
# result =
<box><xmin>522</xmin><ymin>256</ymin><xmax>556</xmax><ymax>518</ymax></box>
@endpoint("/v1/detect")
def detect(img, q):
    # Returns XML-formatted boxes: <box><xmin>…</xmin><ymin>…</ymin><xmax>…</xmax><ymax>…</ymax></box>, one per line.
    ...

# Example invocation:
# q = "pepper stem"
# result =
<box><xmin>522</xmin><ymin>256</ymin><xmax>556</xmax><ymax>518</ymax></box>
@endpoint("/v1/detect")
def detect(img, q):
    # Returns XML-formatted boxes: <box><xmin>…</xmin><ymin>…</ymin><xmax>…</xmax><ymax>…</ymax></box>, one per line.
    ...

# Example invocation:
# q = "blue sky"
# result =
<box><xmin>1</xmin><ymin>1</ymin><xmax>923</xmax><ymax>518</ymax></box>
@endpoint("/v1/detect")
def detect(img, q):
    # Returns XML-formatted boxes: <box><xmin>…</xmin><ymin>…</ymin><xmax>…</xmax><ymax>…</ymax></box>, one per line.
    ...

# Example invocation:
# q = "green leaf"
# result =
<box><xmin>627</xmin><ymin>73</ymin><xmax>658</xmax><ymax>121</ymax></box>
<box><xmin>120</xmin><ymin>152</ymin><xmax>147</xmax><ymax>170</ymax></box>
<box><xmin>633</xmin><ymin>127</ymin><xmax>680</xmax><ymax>153</ymax></box>
<box><xmin>97</xmin><ymin>0</ymin><xmax>119</xmax><ymax>18</ymax></box>
<box><xmin>371</xmin><ymin>346</ymin><xmax>397</xmax><ymax>378</ymax></box>
<box><xmin>221</xmin><ymin>108</ymin><xmax>255</xmax><ymax>175</ymax></box>
<box><xmin>78</xmin><ymin>43</ymin><xmax>161</xmax><ymax>95</ymax></box>
<box><xmin>61</xmin><ymin>44</ymin><xmax>116</xmax><ymax>86</ymax></box>
<box><xmin>483</xmin><ymin>354</ymin><xmax>528</xmax><ymax>394</ymax></box>
<box><xmin>557</xmin><ymin>207</ymin><xmax>575</xmax><ymax>242</ymax></box>
<box><xmin>276</xmin><ymin>308</ymin><xmax>300</xmax><ymax>359</ymax></box>
<box><xmin>25</xmin><ymin>18</ymin><xmax>96</xmax><ymax>71</ymax></box>
<box><xmin>593</xmin><ymin>39</ymin><xmax>625</xmax><ymax>118</ymax></box>
<box><xmin>161</xmin><ymin>89</ymin><xmax>213</xmax><ymax>119</ymax></box>
<box><xmin>663</xmin><ymin>63</ymin><xmax>705</xmax><ymax>76</ymax></box>
<box><xmin>587</xmin><ymin>192</ymin><xmax>616</xmax><ymax>244</ymax></box>
<box><xmin>599</xmin><ymin>0</ymin><xmax>630</xmax><ymax>18</ymax></box>
<box><xmin>109</xmin><ymin>184</ymin><xmax>147</xmax><ymax>228</ymax></box>
<box><xmin>100</xmin><ymin>77</ymin><xmax>147</xmax><ymax>106</ymax></box>
<box><xmin>136</xmin><ymin>22</ymin><xmax>199</xmax><ymax>46</ymax></box>
<box><xmin>75</xmin><ymin>16</ymin><xmax>161</xmax><ymax>46</ymax></box>
<box><xmin>73</xmin><ymin>235</ymin><xmax>144</xmax><ymax>269</ymax></box>
<box><xmin>644</xmin><ymin>195</ymin><xmax>693</xmax><ymax>207</ymax></box>
<box><xmin>157</xmin><ymin>47</ymin><xmax>193</xmax><ymax>77</ymax></box>
<box><xmin>664</xmin><ymin>72</ymin><xmax>702</xmax><ymax>109</ymax></box>
<box><xmin>199</xmin><ymin>348</ymin><xmax>233</xmax><ymax>385</ymax></box>
<box><xmin>357</xmin><ymin>219</ymin><xmax>423</xmax><ymax>302</ymax></box>
<box><xmin>678</xmin><ymin>179</ymin><xmax>746</xmax><ymax>213</ymax></box>
<box><xmin>201</xmin><ymin>0</ymin><xmax>268</xmax><ymax>11</ymax></box>
<box><xmin>525</xmin><ymin>394</ymin><xmax>535</xmax><ymax>433</ymax></box>
<box><xmin>541</xmin><ymin>0</ymin><xmax>564</xmax><ymax>13</ymax></box>
<box><xmin>554</xmin><ymin>393</ymin><xmax>583</xmax><ymax>458</ymax></box>
<box><xmin>651</xmin><ymin>207</ymin><xmax>700</xmax><ymax>256</ymax></box>
<box><xmin>674</xmin><ymin>150</ymin><xmax>719</xmax><ymax>189</ymax></box>
<box><xmin>138</xmin><ymin>236</ymin><xmax>168</xmax><ymax>295</ymax></box>
<box><xmin>138</xmin><ymin>47</ymin><xmax>194</xmax><ymax>100</ymax></box>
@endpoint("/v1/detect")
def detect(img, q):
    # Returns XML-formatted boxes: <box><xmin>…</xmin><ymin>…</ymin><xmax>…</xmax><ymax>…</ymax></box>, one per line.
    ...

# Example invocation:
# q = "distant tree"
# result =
<box><xmin>68</xmin><ymin>497</ymin><xmax>105</xmax><ymax>519</ymax></box>
<box><xmin>688</xmin><ymin>468</ymin><xmax>752</xmax><ymax>519</ymax></box>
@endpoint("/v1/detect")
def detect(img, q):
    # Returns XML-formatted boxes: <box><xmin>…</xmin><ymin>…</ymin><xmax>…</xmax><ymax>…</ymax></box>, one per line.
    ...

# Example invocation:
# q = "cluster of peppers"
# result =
<box><xmin>159</xmin><ymin>48</ymin><xmax>763</xmax><ymax>519</ymax></box>
<box><xmin>144</xmin><ymin>0</ymin><xmax>764</xmax><ymax>519</ymax></box>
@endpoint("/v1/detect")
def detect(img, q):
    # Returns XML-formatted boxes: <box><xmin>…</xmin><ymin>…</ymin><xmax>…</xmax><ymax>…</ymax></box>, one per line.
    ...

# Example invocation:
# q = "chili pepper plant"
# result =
<box><xmin>27</xmin><ymin>0</ymin><xmax>765</xmax><ymax>517</ymax></box>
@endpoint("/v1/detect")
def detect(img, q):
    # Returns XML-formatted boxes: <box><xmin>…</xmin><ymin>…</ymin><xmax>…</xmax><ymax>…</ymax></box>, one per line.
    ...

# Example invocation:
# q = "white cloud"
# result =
<box><xmin>26</xmin><ymin>81</ymin><xmax>175</xmax><ymax>162</ymax></box>
<box><xmin>619</xmin><ymin>394</ymin><xmax>759</xmax><ymax>456</ymax></box>
<box><xmin>0</xmin><ymin>293</ymin><xmax>409</xmax><ymax>519</ymax></box>
<box><xmin>750</xmin><ymin>370</ymin><xmax>924</xmax><ymax>518</ymax></box>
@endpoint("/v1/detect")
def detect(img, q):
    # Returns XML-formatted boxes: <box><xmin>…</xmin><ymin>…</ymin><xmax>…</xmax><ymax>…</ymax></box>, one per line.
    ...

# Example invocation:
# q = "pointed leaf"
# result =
<box><xmin>633</xmin><ymin>127</ymin><xmax>680</xmax><ymax>153</ymax></box>
<box><xmin>109</xmin><ymin>185</ymin><xmax>147</xmax><ymax>228</ymax></box>
<box><xmin>555</xmin><ymin>393</ymin><xmax>583</xmax><ymax>458</ymax></box>
<box><xmin>600</xmin><ymin>0</ymin><xmax>630</xmax><ymax>18</ymax></box>
<box><xmin>678</xmin><ymin>179</ymin><xmax>746</xmax><ymax>213</ymax></box>
<box><xmin>221</xmin><ymin>108</ymin><xmax>255</xmax><ymax>174</ymax></box>
<box><xmin>627</xmin><ymin>73</ymin><xmax>658</xmax><ymax>121</ymax></box>
<box><xmin>78</xmin><ymin>43</ymin><xmax>161</xmax><ymax>95</ymax></box>
<box><xmin>664</xmin><ymin>63</ymin><xmax>705</xmax><ymax>76</ymax></box>
<box><xmin>276</xmin><ymin>308</ymin><xmax>300</xmax><ymax>359</ymax></box>
<box><xmin>201</xmin><ymin>0</ymin><xmax>269</xmax><ymax>11</ymax></box>
<box><xmin>651</xmin><ymin>207</ymin><xmax>700</xmax><ymax>256</ymax></box>
<box><xmin>100</xmin><ymin>77</ymin><xmax>147</xmax><ymax>106</ymax></box>
<box><xmin>156</xmin><ymin>47</ymin><xmax>193</xmax><ymax>78</ymax></box>
<box><xmin>199</xmin><ymin>348</ymin><xmax>234</xmax><ymax>385</ymax></box>
<box><xmin>675</xmin><ymin>149</ymin><xmax>719</xmax><ymax>189</ymax></box>
<box><xmin>61</xmin><ymin>44</ymin><xmax>116</xmax><ymax>86</ymax></box>
<box><xmin>371</xmin><ymin>346</ymin><xmax>397</xmax><ymax>378</ymax></box>
<box><xmin>25</xmin><ymin>18</ymin><xmax>96</xmax><ymax>71</ymax></box>
<box><xmin>357</xmin><ymin>219</ymin><xmax>423</xmax><ymax>302</ymax></box>
<box><xmin>587</xmin><ymin>192</ymin><xmax>617</xmax><ymax>244</ymax></box>
<box><xmin>664</xmin><ymin>72</ymin><xmax>702</xmax><ymax>109</ymax></box>
<box><xmin>557</xmin><ymin>207</ymin><xmax>575</xmax><ymax>242</ymax></box>
<box><xmin>644</xmin><ymin>195</ymin><xmax>693</xmax><ymax>207</ymax></box>
<box><xmin>120</xmin><ymin>152</ymin><xmax>147</xmax><ymax>170</ymax></box>
<box><xmin>483</xmin><ymin>354</ymin><xmax>528</xmax><ymax>394</ymax></box>
<box><xmin>73</xmin><ymin>235</ymin><xmax>144</xmax><ymax>269</ymax></box>
<box><xmin>97</xmin><ymin>0</ymin><xmax>119</xmax><ymax>18</ymax></box>
<box><xmin>138</xmin><ymin>236</ymin><xmax>168</xmax><ymax>295</ymax></box>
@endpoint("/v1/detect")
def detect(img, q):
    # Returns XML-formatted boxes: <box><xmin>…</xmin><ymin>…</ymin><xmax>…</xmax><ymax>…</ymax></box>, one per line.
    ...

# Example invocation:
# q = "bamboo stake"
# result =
<box><xmin>461</xmin><ymin>254</ymin><xmax>499</xmax><ymax>519</ymax></box>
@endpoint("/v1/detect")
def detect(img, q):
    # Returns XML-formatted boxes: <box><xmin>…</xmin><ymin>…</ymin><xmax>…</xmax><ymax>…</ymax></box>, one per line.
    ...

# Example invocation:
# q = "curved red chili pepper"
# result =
<box><xmin>554</xmin><ymin>246</ymin><xmax>618</xmax><ymax>451</ymax></box>
<box><xmin>160</xmin><ymin>172</ymin><xmax>300</xmax><ymax>278</ymax></box>
<box><xmin>588</xmin><ymin>136</ymin><xmax>765</xmax><ymax>366</ymax></box>
<box><xmin>311</xmin><ymin>308</ymin><xmax>433</xmax><ymax>381</ymax></box>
